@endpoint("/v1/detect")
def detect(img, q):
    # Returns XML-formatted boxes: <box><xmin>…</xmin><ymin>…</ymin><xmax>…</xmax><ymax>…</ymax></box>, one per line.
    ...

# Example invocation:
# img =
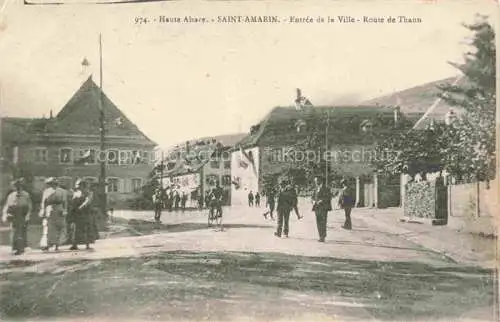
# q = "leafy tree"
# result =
<box><xmin>438</xmin><ymin>15</ymin><xmax>496</xmax><ymax>182</ymax></box>
<box><xmin>373</xmin><ymin>16</ymin><xmax>496</xmax><ymax>183</ymax></box>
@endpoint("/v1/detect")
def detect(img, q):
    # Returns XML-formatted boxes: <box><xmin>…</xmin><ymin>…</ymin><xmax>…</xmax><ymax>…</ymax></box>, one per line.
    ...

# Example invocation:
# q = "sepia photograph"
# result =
<box><xmin>0</xmin><ymin>0</ymin><xmax>498</xmax><ymax>321</ymax></box>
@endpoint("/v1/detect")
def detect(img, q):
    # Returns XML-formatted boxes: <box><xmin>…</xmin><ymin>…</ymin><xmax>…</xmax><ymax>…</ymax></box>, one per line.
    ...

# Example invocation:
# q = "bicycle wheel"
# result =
<box><xmin>208</xmin><ymin>208</ymin><xmax>214</xmax><ymax>227</ymax></box>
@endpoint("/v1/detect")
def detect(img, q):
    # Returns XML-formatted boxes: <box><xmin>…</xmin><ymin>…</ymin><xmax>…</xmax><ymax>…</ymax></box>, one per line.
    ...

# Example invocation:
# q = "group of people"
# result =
<box><xmin>263</xmin><ymin>176</ymin><xmax>355</xmax><ymax>242</ymax></box>
<box><xmin>153</xmin><ymin>182</ymin><xmax>225</xmax><ymax>223</ymax></box>
<box><xmin>247</xmin><ymin>191</ymin><xmax>261</xmax><ymax>207</ymax></box>
<box><xmin>1</xmin><ymin>177</ymin><xmax>99</xmax><ymax>255</ymax></box>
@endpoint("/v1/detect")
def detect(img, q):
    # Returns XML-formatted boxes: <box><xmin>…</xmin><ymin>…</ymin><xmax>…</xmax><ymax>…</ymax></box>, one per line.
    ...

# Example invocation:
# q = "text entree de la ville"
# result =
<box><xmin>156</xmin><ymin>15</ymin><xmax>422</xmax><ymax>24</ymax></box>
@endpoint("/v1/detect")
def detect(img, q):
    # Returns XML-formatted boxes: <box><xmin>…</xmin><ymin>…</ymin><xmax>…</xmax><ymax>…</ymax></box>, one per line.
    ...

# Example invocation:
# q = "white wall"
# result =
<box><xmin>231</xmin><ymin>146</ymin><xmax>260</xmax><ymax>206</ymax></box>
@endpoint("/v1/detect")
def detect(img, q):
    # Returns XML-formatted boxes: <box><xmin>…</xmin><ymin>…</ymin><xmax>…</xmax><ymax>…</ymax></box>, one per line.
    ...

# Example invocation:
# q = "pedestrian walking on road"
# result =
<box><xmin>248</xmin><ymin>191</ymin><xmax>254</xmax><ymax>207</ymax></box>
<box><xmin>39</xmin><ymin>177</ymin><xmax>68</xmax><ymax>251</ymax></box>
<box><xmin>263</xmin><ymin>187</ymin><xmax>276</xmax><ymax>220</ymax></box>
<box><xmin>1</xmin><ymin>178</ymin><xmax>32</xmax><ymax>255</ymax></box>
<box><xmin>69</xmin><ymin>179</ymin><xmax>97</xmax><ymax>250</ymax></box>
<box><xmin>312</xmin><ymin>176</ymin><xmax>332</xmax><ymax>242</ymax></box>
<box><xmin>255</xmin><ymin>192</ymin><xmax>261</xmax><ymax>207</ymax></box>
<box><xmin>274</xmin><ymin>179</ymin><xmax>298</xmax><ymax>238</ymax></box>
<box><xmin>152</xmin><ymin>187</ymin><xmax>163</xmax><ymax>223</ymax></box>
<box><xmin>338</xmin><ymin>179</ymin><xmax>355</xmax><ymax>230</ymax></box>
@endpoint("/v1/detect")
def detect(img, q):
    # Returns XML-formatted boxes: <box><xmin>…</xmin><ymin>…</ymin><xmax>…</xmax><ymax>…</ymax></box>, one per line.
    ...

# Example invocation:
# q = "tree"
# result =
<box><xmin>438</xmin><ymin>15</ymin><xmax>496</xmax><ymax>181</ymax></box>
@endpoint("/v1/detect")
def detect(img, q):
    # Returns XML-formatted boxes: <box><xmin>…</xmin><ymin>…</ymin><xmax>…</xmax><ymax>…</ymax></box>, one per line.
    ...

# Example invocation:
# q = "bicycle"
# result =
<box><xmin>208</xmin><ymin>199</ymin><xmax>223</xmax><ymax>231</ymax></box>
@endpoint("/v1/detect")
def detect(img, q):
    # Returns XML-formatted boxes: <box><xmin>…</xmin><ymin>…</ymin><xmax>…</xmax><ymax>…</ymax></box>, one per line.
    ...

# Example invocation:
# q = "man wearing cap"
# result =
<box><xmin>274</xmin><ymin>178</ymin><xmax>298</xmax><ymax>238</ymax></box>
<box><xmin>2</xmin><ymin>178</ymin><xmax>32</xmax><ymax>255</ymax></box>
<box><xmin>39</xmin><ymin>177</ymin><xmax>68</xmax><ymax>251</ymax></box>
<box><xmin>338</xmin><ymin>179</ymin><xmax>355</xmax><ymax>230</ymax></box>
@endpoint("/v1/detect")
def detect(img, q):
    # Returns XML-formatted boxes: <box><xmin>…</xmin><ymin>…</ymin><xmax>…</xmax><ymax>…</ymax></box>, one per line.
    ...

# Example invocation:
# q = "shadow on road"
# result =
<box><xmin>0</xmin><ymin>250</ymin><xmax>495</xmax><ymax>321</ymax></box>
<box><xmin>122</xmin><ymin>219</ymin><xmax>270</xmax><ymax>236</ymax></box>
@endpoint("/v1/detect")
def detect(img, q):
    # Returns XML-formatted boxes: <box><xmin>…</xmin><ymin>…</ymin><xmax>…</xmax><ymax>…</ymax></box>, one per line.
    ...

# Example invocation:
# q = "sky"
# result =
<box><xmin>0</xmin><ymin>0</ymin><xmax>497</xmax><ymax>150</ymax></box>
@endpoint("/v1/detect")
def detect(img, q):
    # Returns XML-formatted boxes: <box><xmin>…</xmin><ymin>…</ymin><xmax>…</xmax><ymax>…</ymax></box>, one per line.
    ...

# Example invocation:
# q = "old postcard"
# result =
<box><xmin>0</xmin><ymin>0</ymin><xmax>499</xmax><ymax>321</ymax></box>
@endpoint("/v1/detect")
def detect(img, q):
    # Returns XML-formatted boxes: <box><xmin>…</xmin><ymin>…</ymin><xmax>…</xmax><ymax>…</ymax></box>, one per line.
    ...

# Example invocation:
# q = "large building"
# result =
<box><xmin>0</xmin><ymin>76</ymin><xmax>157</xmax><ymax>207</ymax></box>
<box><xmin>160</xmin><ymin>133</ymin><xmax>245</xmax><ymax>206</ymax></box>
<box><xmin>230</xmin><ymin>104</ymin><xmax>402</xmax><ymax>207</ymax></box>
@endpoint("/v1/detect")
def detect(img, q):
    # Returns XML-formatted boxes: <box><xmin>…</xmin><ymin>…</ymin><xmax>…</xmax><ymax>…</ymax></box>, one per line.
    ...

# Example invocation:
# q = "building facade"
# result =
<box><xmin>160</xmin><ymin>134</ymin><xmax>245</xmax><ymax>206</ymax></box>
<box><xmin>1</xmin><ymin>77</ymin><xmax>157</xmax><ymax>208</ymax></box>
<box><xmin>230</xmin><ymin>105</ymin><xmax>402</xmax><ymax>206</ymax></box>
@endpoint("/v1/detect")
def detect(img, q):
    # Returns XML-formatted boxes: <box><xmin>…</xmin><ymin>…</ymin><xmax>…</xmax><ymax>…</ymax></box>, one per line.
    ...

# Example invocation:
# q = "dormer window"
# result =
<box><xmin>360</xmin><ymin>120</ymin><xmax>373</xmax><ymax>133</ymax></box>
<box><xmin>295</xmin><ymin>119</ymin><xmax>306</xmax><ymax>133</ymax></box>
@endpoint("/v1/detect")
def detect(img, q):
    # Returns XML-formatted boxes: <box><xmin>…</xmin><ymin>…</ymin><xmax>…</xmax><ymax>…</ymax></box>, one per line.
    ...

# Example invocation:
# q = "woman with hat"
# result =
<box><xmin>1</xmin><ymin>178</ymin><xmax>32</xmax><ymax>255</ymax></box>
<box><xmin>69</xmin><ymin>179</ymin><xmax>96</xmax><ymax>250</ymax></box>
<box><xmin>39</xmin><ymin>177</ymin><xmax>68</xmax><ymax>251</ymax></box>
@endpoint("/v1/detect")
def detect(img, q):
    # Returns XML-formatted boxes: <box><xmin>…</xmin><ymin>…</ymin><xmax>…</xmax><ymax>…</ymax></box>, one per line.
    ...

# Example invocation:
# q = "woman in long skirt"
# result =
<box><xmin>69</xmin><ymin>179</ymin><xmax>97</xmax><ymax>250</ymax></box>
<box><xmin>1</xmin><ymin>178</ymin><xmax>32</xmax><ymax>255</ymax></box>
<box><xmin>39</xmin><ymin>177</ymin><xmax>68</xmax><ymax>252</ymax></box>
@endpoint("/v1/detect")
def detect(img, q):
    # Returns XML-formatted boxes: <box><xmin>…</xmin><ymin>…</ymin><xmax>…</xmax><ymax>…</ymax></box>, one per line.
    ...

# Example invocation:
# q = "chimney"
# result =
<box><xmin>49</xmin><ymin>109</ymin><xmax>53</xmax><ymax>119</ymax></box>
<box><xmin>394</xmin><ymin>106</ymin><xmax>400</xmax><ymax>123</ymax></box>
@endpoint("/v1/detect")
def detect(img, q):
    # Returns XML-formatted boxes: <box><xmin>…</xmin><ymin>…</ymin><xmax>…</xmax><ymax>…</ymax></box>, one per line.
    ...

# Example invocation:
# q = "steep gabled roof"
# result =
<box><xmin>47</xmin><ymin>76</ymin><xmax>156</xmax><ymax>146</ymax></box>
<box><xmin>236</xmin><ymin>105</ymin><xmax>397</xmax><ymax>148</ymax></box>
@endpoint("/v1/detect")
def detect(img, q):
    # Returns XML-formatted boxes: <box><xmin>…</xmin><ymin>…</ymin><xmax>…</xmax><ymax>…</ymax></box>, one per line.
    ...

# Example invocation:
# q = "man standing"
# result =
<box><xmin>338</xmin><ymin>179</ymin><xmax>355</xmax><ymax>230</ymax></box>
<box><xmin>152</xmin><ymin>187</ymin><xmax>163</xmax><ymax>223</ymax></box>
<box><xmin>39</xmin><ymin>177</ymin><xmax>68</xmax><ymax>251</ymax></box>
<box><xmin>255</xmin><ymin>192</ymin><xmax>261</xmax><ymax>207</ymax></box>
<box><xmin>2</xmin><ymin>178</ymin><xmax>32</xmax><ymax>255</ymax></box>
<box><xmin>263</xmin><ymin>186</ymin><xmax>276</xmax><ymax>220</ymax></box>
<box><xmin>209</xmin><ymin>181</ymin><xmax>224</xmax><ymax>218</ymax></box>
<box><xmin>248</xmin><ymin>191</ymin><xmax>254</xmax><ymax>207</ymax></box>
<box><xmin>274</xmin><ymin>179</ymin><xmax>297</xmax><ymax>238</ymax></box>
<box><xmin>312</xmin><ymin>176</ymin><xmax>332</xmax><ymax>242</ymax></box>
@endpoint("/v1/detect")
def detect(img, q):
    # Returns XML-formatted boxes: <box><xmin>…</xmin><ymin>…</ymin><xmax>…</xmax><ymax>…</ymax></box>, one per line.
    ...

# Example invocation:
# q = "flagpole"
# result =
<box><xmin>98</xmin><ymin>33</ymin><xmax>107</xmax><ymax>220</ymax></box>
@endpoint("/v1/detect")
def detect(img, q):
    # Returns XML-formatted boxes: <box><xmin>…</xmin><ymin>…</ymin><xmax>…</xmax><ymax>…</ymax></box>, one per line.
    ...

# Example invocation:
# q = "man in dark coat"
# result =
<box><xmin>312</xmin><ymin>176</ymin><xmax>332</xmax><ymax>242</ymax></box>
<box><xmin>338</xmin><ymin>179</ymin><xmax>355</xmax><ymax>230</ymax></box>
<box><xmin>274</xmin><ymin>179</ymin><xmax>298</xmax><ymax>238</ymax></box>
<box><xmin>263</xmin><ymin>186</ymin><xmax>276</xmax><ymax>220</ymax></box>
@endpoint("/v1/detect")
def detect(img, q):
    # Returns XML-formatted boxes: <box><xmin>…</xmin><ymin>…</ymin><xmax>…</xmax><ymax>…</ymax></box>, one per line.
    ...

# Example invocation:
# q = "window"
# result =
<box><xmin>106</xmin><ymin>177</ymin><xmax>119</xmax><ymax>193</ymax></box>
<box><xmin>205</xmin><ymin>174</ymin><xmax>218</xmax><ymax>186</ymax></box>
<box><xmin>142</xmin><ymin>151</ymin><xmax>151</xmax><ymax>164</ymax></box>
<box><xmin>223</xmin><ymin>160</ymin><xmax>231</xmax><ymax>169</ymax></box>
<box><xmin>33</xmin><ymin>148</ymin><xmax>48</xmax><ymax>163</ymax></box>
<box><xmin>76</xmin><ymin>148</ymin><xmax>96</xmax><ymax>164</ymax></box>
<box><xmin>119</xmin><ymin>150</ymin><xmax>132</xmax><ymax>165</ymax></box>
<box><xmin>210</xmin><ymin>160</ymin><xmax>220</xmax><ymax>169</ymax></box>
<box><xmin>107</xmin><ymin>149</ymin><xmax>119</xmax><ymax>165</ymax></box>
<box><xmin>222</xmin><ymin>175</ymin><xmax>231</xmax><ymax>186</ymax></box>
<box><xmin>59</xmin><ymin>148</ymin><xmax>73</xmax><ymax>164</ymax></box>
<box><xmin>131</xmin><ymin>178</ymin><xmax>143</xmax><ymax>192</ymax></box>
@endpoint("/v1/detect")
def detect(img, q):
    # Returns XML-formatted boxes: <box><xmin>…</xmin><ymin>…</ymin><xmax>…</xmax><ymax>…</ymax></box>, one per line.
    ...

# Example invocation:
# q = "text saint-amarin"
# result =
<box><xmin>217</xmin><ymin>16</ymin><xmax>280</xmax><ymax>23</ymax></box>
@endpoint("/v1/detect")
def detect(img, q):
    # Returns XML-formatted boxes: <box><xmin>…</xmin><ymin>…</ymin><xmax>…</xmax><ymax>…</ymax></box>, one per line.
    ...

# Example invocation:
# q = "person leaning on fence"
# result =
<box><xmin>1</xmin><ymin>178</ymin><xmax>32</xmax><ymax>255</ymax></box>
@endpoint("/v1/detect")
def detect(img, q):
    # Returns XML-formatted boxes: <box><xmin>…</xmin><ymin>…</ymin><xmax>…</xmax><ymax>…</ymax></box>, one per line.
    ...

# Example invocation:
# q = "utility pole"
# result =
<box><xmin>325</xmin><ymin>109</ymin><xmax>330</xmax><ymax>187</ymax></box>
<box><xmin>98</xmin><ymin>33</ymin><xmax>107</xmax><ymax>220</ymax></box>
